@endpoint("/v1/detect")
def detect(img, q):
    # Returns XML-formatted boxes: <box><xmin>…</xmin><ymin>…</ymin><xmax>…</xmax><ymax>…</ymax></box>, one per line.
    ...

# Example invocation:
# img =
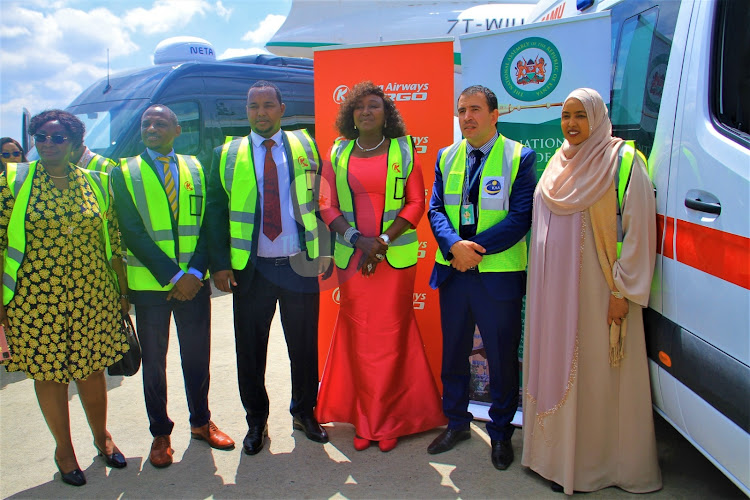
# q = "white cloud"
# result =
<box><xmin>124</xmin><ymin>0</ymin><xmax>212</xmax><ymax>35</ymax></box>
<box><xmin>215</xmin><ymin>1</ymin><xmax>232</xmax><ymax>21</ymax></box>
<box><xmin>0</xmin><ymin>3</ymin><xmax>137</xmax><ymax>140</ymax></box>
<box><xmin>0</xmin><ymin>5</ymin><xmax>138</xmax><ymax>71</ymax></box>
<box><xmin>0</xmin><ymin>26</ymin><xmax>31</xmax><ymax>38</ymax></box>
<box><xmin>241</xmin><ymin>14</ymin><xmax>285</xmax><ymax>45</ymax></box>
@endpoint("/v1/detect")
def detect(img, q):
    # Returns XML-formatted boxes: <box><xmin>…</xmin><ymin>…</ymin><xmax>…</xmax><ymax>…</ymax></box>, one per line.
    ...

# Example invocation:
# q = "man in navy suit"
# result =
<box><xmin>205</xmin><ymin>81</ymin><xmax>330</xmax><ymax>456</ymax></box>
<box><xmin>427</xmin><ymin>86</ymin><xmax>536</xmax><ymax>470</ymax></box>
<box><xmin>111</xmin><ymin>105</ymin><xmax>234</xmax><ymax>468</ymax></box>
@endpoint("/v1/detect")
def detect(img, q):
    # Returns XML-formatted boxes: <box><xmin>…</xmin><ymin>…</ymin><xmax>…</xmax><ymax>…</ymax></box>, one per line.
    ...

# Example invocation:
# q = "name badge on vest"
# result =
<box><xmin>461</xmin><ymin>204</ymin><xmax>475</xmax><ymax>225</ymax></box>
<box><xmin>481</xmin><ymin>177</ymin><xmax>504</xmax><ymax>199</ymax></box>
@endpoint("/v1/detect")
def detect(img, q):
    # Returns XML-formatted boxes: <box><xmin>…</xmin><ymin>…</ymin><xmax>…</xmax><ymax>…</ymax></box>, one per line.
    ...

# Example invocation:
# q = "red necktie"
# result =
<box><xmin>262</xmin><ymin>139</ymin><xmax>282</xmax><ymax>241</ymax></box>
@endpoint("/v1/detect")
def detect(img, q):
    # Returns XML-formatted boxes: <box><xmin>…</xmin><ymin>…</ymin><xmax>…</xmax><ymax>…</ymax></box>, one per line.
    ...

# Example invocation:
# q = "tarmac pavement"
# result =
<box><xmin>0</xmin><ymin>287</ymin><xmax>745</xmax><ymax>499</ymax></box>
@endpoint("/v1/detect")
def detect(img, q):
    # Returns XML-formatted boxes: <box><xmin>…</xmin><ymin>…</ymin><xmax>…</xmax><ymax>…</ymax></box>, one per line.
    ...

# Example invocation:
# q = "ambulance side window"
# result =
<box><xmin>712</xmin><ymin>0</ymin><xmax>750</xmax><ymax>142</ymax></box>
<box><xmin>610</xmin><ymin>8</ymin><xmax>659</xmax><ymax>128</ymax></box>
<box><xmin>168</xmin><ymin>101</ymin><xmax>201</xmax><ymax>155</ymax></box>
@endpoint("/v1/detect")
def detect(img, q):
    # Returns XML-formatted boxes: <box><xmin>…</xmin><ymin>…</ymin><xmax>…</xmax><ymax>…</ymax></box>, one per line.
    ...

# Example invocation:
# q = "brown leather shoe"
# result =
<box><xmin>191</xmin><ymin>421</ymin><xmax>235</xmax><ymax>450</ymax></box>
<box><xmin>149</xmin><ymin>435</ymin><xmax>173</xmax><ymax>468</ymax></box>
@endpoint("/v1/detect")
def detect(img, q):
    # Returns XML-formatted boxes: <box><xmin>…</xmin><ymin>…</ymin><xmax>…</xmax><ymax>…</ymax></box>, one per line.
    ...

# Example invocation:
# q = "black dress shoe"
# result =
<box><xmin>55</xmin><ymin>457</ymin><xmax>86</xmax><ymax>487</ymax></box>
<box><xmin>95</xmin><ymin>444</ymin><xmax>127</xmax><ymax>468</ymax></box>
<box><xmin>243</xmin><ymin>424</ymin><xmax>268</xmax><ymax>455</ymax></box>
<box><xmin>491</xmin><ymin>439</ymin><xmax>514</xmax><ymax>470</ymax></box>
<box><xmin>427</xmin><ymin>428</ymin><xmax>471</xmax><ymax>454</ymax></box>
<box><xmin>550</xmin><ymin>481</ymin><xmax>565</xmax><ymax>493</ymax></box>
<box><xmin>292</xmin><ymin>414</ymin><xmax>329</xmax><ymax>443</ymax></box>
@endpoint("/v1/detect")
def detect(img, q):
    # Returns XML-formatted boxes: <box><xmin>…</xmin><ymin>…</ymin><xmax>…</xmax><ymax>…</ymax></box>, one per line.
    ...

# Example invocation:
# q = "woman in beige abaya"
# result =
<box><xmin>522</xmin><ymin>88</ymin><xmax>662</xmax><ymax>495</ymax></box>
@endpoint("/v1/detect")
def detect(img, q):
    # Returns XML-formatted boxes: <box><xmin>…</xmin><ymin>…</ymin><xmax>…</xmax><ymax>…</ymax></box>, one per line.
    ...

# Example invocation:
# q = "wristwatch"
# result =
<box><xmin>350</xmin><ymin>232</ymin><xmax>361</xmax><ymax>246</ymax></box>
<box><xmin>379</xmin><ymin>233</ymin><xmax>391</xmax><ymax>246</ymax></box>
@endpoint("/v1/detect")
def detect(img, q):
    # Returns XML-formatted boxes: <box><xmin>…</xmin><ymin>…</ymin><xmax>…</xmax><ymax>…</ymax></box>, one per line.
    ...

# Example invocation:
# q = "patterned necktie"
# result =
<box><xmin>157</xmin><ymin>156</ymin><xmax>178</xmax><ymax>219</ymax></box>
<box><xmin>262</xmin><ymin>139</ymin><xmax>282</xmax><ymax>241</ymax></box>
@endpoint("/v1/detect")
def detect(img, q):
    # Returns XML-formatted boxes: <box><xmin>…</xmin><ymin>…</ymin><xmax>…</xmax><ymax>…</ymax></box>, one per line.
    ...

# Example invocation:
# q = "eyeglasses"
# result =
<box><xmin>33</xmin><ymin>134</ymin><xmax>68</xmax><ymax>144</ymax></box>
<box><xmin>1</xmin><ymin>151</ymin><xmax>21</xmax><ymax>158</ymax></box>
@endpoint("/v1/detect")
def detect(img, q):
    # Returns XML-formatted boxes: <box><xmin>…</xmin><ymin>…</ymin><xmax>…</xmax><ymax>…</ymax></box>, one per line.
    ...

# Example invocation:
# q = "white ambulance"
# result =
<box><xmin>528</xmin><ymin>0</ymin><xmax>749</xmax><ymax>494</ymax></box>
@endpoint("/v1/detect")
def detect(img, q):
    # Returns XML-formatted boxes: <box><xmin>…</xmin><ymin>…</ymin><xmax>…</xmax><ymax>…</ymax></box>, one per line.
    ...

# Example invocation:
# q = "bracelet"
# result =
<box><xmin>379</xmin><ymin>233</ymin><xmax>391</xmax><ymax>246</ymax></box>
<box><xmin>611</xmin><ymin>290</ymin><xmax>624</xmax><ymax>299</ymax></box>
<box><xmin>343</xmin><ymin>226</ymin><xmax>361</xmax><ymax>245</ymax></box>
<box><xmin>120</xmin><ymin>294</ymin><xmax>130</xmax><ymax>300</ymax></box>
<box><xmin>343</xmin><ymin>226</ymin><xmax>355</xmax><ymax>243</ymax></box>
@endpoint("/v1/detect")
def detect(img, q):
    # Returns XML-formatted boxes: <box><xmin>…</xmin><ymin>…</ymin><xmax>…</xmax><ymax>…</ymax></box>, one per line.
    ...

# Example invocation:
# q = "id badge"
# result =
<box><xmin>461</xmin><ymin>204</ymin><xmax>475</xmax><ymax>225</ymax></box>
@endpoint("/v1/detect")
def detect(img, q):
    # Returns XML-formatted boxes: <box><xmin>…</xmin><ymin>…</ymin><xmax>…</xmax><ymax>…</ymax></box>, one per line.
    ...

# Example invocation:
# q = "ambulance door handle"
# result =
<box><xmin>685</xmin><ymin>196</ymin><xmax>721</xmax><ymax>215</ymax></box>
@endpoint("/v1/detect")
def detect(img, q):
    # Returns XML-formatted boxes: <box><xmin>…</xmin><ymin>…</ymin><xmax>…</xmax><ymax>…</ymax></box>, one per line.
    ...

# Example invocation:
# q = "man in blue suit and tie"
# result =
<box><xmin>427</xmin><ymin>86</ymin><xmax>536</xmax><ymax>470</ymax></box>
<box><xmin>111</xmin><ymin>105</ymin><xmax>234</xmax><ymax>468</ymax></box>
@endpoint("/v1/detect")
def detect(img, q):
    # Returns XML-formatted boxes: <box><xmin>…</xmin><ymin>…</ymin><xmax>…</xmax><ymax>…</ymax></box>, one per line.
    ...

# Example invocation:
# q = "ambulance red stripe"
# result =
<box><xmin>656</xmin><ymin>214</ymin><xmax>750</xmax><ymax>290</ymax></box>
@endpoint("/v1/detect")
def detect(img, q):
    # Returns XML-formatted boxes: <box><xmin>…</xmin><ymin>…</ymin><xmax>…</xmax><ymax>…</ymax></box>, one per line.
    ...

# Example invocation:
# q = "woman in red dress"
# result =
<box><xmin>315</xmin><ymin>81</ymin><xmax>446</xmax><ymax>452</ymax></box>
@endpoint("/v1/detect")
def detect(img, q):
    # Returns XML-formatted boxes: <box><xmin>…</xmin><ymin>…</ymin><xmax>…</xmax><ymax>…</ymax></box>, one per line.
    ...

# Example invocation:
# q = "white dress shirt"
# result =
<box><xmin>250</xmin><ymin>130</ymin><xmax>302</xmax><ymax>258</ymax></box>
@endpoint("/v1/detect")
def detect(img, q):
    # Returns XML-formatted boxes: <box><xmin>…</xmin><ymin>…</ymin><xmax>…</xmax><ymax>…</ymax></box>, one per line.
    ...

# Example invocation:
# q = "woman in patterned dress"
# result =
<box><xmin>0</xmin><ymin>110</ymin><xmax>130</xmax><ymax>486</ymax></box>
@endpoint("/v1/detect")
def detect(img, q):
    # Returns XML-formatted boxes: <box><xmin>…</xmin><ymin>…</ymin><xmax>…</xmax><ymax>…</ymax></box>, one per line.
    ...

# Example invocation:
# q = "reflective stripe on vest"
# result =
<box><xmin>3</xmin><ymin>162</ymin><xmax>112</xmax><ymax>305</ymax></box>
<box><xmin>86</xmin><ymin>153</ymin><xmax>116</xmax><ymax>173</ymax></box>
<box><xmin>120</xmin><ymin>154</ymin><xmax>205</xmax><ymax>291</ymax></box>
<box><xmin>434</xmin><ymin>137</ymin><xmax>527</xmax><ymax>272</ymax></box>
<box><xmin>614</xmin><ymin>140</ymin><xmax>648</xmax><ymax>258</ymax></box>
<box><xmin>331</xmin><ymin>136</ymin><xmax>418</xmax><ymax>269</ymax></box>
<box><xmin>219</xmin><ymin>130</ymin><xmax>321</xmax><ymax>270</ymax></box>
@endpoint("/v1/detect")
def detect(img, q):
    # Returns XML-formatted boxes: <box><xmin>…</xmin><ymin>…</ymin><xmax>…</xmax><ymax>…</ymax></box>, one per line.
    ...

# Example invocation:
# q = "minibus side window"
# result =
<box><xmin>168</xmin><ymin>101</ymin><xmax>201</xmax><ymax>155</ymax></box>
<box><xmin>712</xmin><ymin>0</ymin><xmax>750</xmax><ymax>141</ymax></box>
<box><xmin>217</xmin><ymin>99</ymin><xmax>250</xmax><ymax>139</ymax></box>
<box><xmin>611</xmin><ymin>7</ymin><xmax>659</xmax><ymax>129</ymax></box>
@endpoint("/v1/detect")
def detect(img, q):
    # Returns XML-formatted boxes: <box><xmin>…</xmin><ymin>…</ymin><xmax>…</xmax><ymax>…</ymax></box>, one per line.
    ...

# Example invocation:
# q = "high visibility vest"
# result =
<box><xmin>218</xmin><ymin>130</ymin><xmax>321</xmax><ymax>270</ymax></box>
<box><xmin>434</xmin><ymin>137</ymin><xmax>527</xmax><ymax>272</ymax></box>
<box><xmin>119</xmin><ymin>154</ymin><xmax>206</xmax><ymax>291</ymax></box>
<box><xmin>330</xmin><ymin>136</ymin><xmax>419</xmax><ymax>269</ymax></box>
<box><xmin>82</xmin><ymin>153</ymin><xmax>116</xmax><ymax>173</ymax></box>
<box><xmin>3</xmin><ymin>161</ymin><xmax>112</xmax><ymax>305</ymax></box>
<box><xmin>615</xmin><ymin>140</ymin><xmax>649</xmax><ymax>258</ymax></box>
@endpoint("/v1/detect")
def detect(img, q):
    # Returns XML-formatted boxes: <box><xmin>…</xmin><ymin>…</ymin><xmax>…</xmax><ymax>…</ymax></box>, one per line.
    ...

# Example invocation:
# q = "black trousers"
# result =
<box><xmin>233</xmin><ymin>257</ymin><xmax>320</xmax><ymax>427</ymax></box>
<box><xmin>136</xmin><ymin>284</ymin><xmax>212</xmax><ymax>437</ymax></box>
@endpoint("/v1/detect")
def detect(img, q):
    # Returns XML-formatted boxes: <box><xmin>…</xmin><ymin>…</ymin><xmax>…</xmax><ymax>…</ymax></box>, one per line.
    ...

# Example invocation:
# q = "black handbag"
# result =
<box><xmin>108</xmin><ymin>314</ymin><xmax>141</xmax><ymax>376</ymax></box>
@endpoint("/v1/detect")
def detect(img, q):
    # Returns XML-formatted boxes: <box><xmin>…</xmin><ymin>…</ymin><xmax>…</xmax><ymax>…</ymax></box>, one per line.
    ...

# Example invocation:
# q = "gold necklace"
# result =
<box><xmin>40</xmin><ymin>162</ymin><xmax>70</xmax><ymax>179</ymax></box>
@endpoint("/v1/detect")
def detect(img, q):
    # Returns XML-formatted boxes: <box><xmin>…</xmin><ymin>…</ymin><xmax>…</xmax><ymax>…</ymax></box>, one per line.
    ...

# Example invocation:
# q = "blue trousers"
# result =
<box><xmin>135</xmin><ymin>285</ymin><xmax>211</xmax><ymax>437</ymax></box>
<box><xmin>438</xmin><ymin>271</ymin><xmax>522</xmax><ymax>441</ymax></box>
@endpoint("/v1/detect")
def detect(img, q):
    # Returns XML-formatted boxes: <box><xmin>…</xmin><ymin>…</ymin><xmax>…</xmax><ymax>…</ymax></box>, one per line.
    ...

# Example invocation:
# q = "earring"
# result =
<box><xmin>354</xmin><ymin>124</ymin><xmax>357</xmax><ymax>130</ymax></box>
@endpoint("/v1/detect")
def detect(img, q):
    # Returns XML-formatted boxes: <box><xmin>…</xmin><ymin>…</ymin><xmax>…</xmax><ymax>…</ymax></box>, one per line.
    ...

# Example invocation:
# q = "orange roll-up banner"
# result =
<box><xmin>314</xmin><ymin>39</ymin><xmax>454</xmax><ymax>386</ymax></box>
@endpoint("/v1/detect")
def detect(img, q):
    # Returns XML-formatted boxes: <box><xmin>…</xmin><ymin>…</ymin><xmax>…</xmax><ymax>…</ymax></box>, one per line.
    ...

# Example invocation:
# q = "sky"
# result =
<box><xmin>0</xmin><ymin>0</ymin><xmax>292</xmax><ymax>141</ymax></box>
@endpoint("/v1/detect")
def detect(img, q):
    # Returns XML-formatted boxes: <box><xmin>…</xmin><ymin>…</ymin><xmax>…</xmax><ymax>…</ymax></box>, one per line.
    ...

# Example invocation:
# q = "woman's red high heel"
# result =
<box><xmin>353</xmin><ymin>435</ymin><xmax>371</xmax><ymax>451</ymax></box>
<box><xmin>378</xmin><ymin>438</ymin><xmax>398</xmax><ymax>452</ymax></box>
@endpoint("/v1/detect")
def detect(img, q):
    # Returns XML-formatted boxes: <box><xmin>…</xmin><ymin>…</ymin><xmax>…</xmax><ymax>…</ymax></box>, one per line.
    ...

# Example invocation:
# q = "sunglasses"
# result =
<box><xmin>1</xmin><ymin>151</ymin><xmax>21</xmax><ymax>158</ymax></box>
<box><xmin>33</xmin><ymin>134</ymin><xmax>69</xmax><ymax>144</ymax></box>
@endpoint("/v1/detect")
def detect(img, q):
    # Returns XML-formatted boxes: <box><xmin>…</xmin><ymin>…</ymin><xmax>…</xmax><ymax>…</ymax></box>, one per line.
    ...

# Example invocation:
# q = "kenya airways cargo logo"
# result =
<box><xmin>383</xmin><ymin>82</ymin><xmax>429</xmax><ymax>102</ymax></box>
<box><xmin>413</xmin><ymin>137</ymin><xmax>428</xmax><ymax>154</ymax></box>
<box><xmin>333</xmin><ymin>82</ymin><xmax>430</xmax><ymax>104</ymax></box>
<box><xmin>333</xmin><ymin>85</ymin><xmax>349</xmax><ymax>104</ymax></box>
